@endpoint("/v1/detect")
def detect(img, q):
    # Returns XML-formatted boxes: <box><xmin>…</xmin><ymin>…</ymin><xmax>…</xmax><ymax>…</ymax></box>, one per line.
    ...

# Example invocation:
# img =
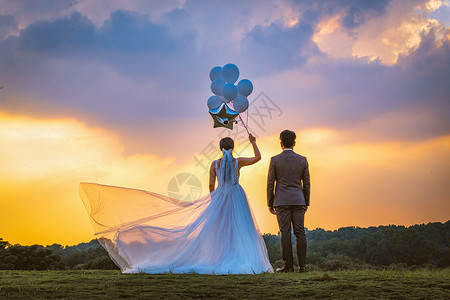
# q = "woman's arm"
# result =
<box><xmin>238</xmin><ymin>134</ymin><xmax>261</xmax><ymax>168</ymax></box>
<box><xmin>209</xmin><ymin>160</ymin><xmax>216</xmax><ymax>193</ymax></box>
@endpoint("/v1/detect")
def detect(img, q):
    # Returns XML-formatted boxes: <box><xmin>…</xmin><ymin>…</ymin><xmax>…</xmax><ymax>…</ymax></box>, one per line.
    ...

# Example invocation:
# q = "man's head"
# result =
<box><xmin>219</xmin><ymin>137</ymin><xmax>234</xmax><ymax>151</ymax></box>
<box><xmin>280</xmin><ymin>130</ymin><xmax>296</xmax><ymax>149</ymax></box>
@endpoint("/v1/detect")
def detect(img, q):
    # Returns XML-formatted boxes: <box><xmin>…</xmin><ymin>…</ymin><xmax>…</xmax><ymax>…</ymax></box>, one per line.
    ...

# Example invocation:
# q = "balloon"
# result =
<box><xmin>207</xmin><ymin>95</ymin><xmax>222</xmax><ymax>110</ymax></box>
<box><xmin>233</xmin><ymin>94</ymin><xmax>249</xmax><ymax>113</ymax></box>
<box><xmin>222</xmin><ymin>63</ymin><xmax>239</xmax><ymax>84</ymax></box>
<box><xmin>209</xmin><ymin>66</ymin><xmax>223</xmax><ymax>81</ymax></box>
<box><xmin>237</xmin><ymin>79</ymin><xmax>253</xmax><ymax>97</ymax></box>
<box><xmin>211</xmin><ymin>78</ymin><xmax>226</xmax><ymax>96</ymax></box>
<box><xmin>222</xmin><ymin>83</ymin><xmax>238</xmax><ymax>102</ymax></box>
<box><xmin>209</xmin><ymin>102</ymin><xmax>239</xmax><ymax>129</ymax></box>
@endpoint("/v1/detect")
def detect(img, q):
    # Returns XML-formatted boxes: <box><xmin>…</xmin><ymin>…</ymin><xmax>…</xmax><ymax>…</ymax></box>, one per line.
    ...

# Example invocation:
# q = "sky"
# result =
<box><xmin>0</xmin><ymin>0</ymin><xmax>449</xmax><ymax>246</ymax></box>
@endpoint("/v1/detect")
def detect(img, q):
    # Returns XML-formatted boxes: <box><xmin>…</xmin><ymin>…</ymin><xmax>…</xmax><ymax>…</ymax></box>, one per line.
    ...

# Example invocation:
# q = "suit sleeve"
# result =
<box><xmin>302</xmin><ymin>158</ymin><xmax>310</xmax><ymax>206</ymax></box>
<box><xmin>267</xmin><ymin>157</ymin><xmax>276</xmax><ymax>207</ymax></box>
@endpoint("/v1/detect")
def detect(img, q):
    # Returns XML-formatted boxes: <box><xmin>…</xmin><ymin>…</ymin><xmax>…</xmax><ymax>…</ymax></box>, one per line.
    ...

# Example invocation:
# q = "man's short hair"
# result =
<box><xmin>280</xmin><ymin>130</ymin><xmax>296</xmax><ymax>148</ymax></box>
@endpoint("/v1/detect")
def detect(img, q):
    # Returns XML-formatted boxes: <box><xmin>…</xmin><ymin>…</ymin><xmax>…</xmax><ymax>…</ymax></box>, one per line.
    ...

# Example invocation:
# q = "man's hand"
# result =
<box><xmin>269</xmin><ymin>206</ymin><xmax>277</xmax><ymax>215</ymax></box>
<box><xmin>305</xmin><ymin>206</ymin><xmax>308</xmax><ymax>213</ymax></box>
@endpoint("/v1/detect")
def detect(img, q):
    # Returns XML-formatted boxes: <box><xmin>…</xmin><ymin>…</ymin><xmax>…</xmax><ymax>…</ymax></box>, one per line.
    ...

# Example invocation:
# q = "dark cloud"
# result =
<box><xmin>339</xmin><ymin>0</ymin><xmax>392</xmax><ymax>29</ymax></box>
<box><xmin>271</xmin><ymin>28</ymin><xmax>450</xmax><ymax>141</ymax></box>
<box><xmin>0</xmin><ymin>14</ymin><xmax>17</xmax><ymax>28</ymax></box>
<box><xmin>99</xmin><ymin>10</ymin><xmax>179</xmax><ymax>53</ymax></box>
<box><xmin>285</xmin><ymin>0</ymin><xmax>392</xmax><ymax>29</ymax></box>
<box><xmin>10</xmin><ymin>0</ymin><xmax>76</xmax><ymax>14</ymax></box>
<box><xmin>0</xmin><ymin>0</ymin><xmax>448</xmax><ymax>155</ymax></box>
<box><xmin>16</xmin><ymin>12</ymin><xmax>94</xmax><ymax>53</ymax></box>
<box><xmin>0</xmin><ymin>14</ymin><xmax>18</xmax><ymax>39</ymax></box>
<box><xmin>0</xmin><ymin>0</ymin><xmax>77</xmax><ymax>29</ymax></box>
<box><xmin>242</xmin><ymin>21</ymin><xmax>320</xmax><ymax>73</ymax></box>
<box><xmin>15</xmin><ymin>10</ymin><xmax>185</xmax><ymax>55</ymax></box>
<box><xmin>396</xmin><ymin>28</ymin><xmax>450</xmax><ymax>113</ymax></box>
<box><xmin>0</xmin><ymin>9</ymin><xmax>206</xmax><ymax>131</ymax></box>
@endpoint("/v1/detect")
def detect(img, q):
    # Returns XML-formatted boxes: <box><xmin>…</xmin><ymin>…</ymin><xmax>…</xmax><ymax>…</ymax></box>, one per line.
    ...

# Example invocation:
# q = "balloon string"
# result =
<box><xmin>239</xmin><ymin>114</ymin><xmax>250</xmax><ymax>135</ymax></box>
<box><xmin>246</xmin><ymin>103</ymin><xmax>249</xmax><ymax>130</ymax></box>
<box><xmin>228</xmin><ymin>101</ymin><xmax>250</xmax><ymax>135</ymax></box>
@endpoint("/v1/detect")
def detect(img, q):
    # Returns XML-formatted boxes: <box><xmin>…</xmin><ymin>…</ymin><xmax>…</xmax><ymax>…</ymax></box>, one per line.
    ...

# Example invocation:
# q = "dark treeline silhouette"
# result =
<box><xmin>0</xmin><ymin>238</ymin><xmax>118</xmax><ymax>270</ymax></box>
<box><xmin>265</xmin><ymin>221</ymin><xmax>450</xmax><ymax>270</ymax></box>
<box><xmin>1</xmin><ymin>221</ymin><xmax>448</xmax><ymax>271</ymax></box>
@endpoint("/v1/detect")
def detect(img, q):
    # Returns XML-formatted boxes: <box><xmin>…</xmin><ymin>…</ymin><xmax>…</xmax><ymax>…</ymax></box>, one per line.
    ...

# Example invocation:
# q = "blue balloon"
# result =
<box><xmin>209</xmin><ymin>66</ymin><xmax>223</xmax><ymax>81</ymax></box>
<box><xmin>233</xmin><ymin>94</ymin><xmax>249</xmax><ymax>113</ymax></box>
<box><xmin>237</xmin><ymin>79</ymin><xmax>253</xmax><ymax>97</ymax></box>
<box><xmin>207</xmin><ymin>95</ymin><xmax>223</xmax><ymax>110</ymax></box>
<box><xmin>222</xmin><ymin>63</ymin><xmax>239</xmax><ymax>84</ymax></box>
<box><xmin>222</xmin><ymin>83</ymin><xmax>238</xmax><ymax>102</ymax></box>
<box><xmin>211</xmin><ymin>78</ymin><xmax>226</xmax><ymax>96</ymax></box>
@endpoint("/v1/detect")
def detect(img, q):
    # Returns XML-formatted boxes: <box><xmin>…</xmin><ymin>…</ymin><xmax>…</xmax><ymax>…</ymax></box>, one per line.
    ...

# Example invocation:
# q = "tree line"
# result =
<box><xmin>264</xmin><ymin>221</ymin><xmax>450</xmax><ymax>270</ymax></box>
<box><xmin>0</xmin><ymin>239</ymin><xmax>118</xmax><ymax>270</ymax></box>
<box><xmin>1</xmin><ymin>221</ymin><xmax>448</xmax><ymax>271</ymax></box>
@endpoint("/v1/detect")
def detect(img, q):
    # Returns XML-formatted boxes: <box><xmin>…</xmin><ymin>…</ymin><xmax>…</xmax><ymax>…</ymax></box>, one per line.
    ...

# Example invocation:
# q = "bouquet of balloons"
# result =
<box><xmin>207</xmin><ymin>63</ymin><xmax>253</xmax><ymax>131</ymax></box>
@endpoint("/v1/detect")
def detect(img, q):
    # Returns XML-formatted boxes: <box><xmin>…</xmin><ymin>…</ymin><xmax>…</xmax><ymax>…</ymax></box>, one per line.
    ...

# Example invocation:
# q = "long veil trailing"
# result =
<box><xmin>80</xmin><ymin>149</ymin><xmax>273</xmax><ymax>274</ymax></box>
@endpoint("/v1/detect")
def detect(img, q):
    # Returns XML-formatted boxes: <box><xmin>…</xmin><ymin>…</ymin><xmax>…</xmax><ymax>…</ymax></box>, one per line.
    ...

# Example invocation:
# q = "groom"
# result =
<box><xmin>267</xmin><ymin>130</ymin><xmax>310</xmax><ymax>272</ymax></box>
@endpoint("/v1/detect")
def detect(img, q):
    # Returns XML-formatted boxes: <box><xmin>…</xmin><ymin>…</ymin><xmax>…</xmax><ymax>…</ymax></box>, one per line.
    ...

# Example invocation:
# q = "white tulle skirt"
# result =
<box><xmin>79</xmin><ymin>182</ymin><xmax>273</xmax><ymax>274</ymax></box>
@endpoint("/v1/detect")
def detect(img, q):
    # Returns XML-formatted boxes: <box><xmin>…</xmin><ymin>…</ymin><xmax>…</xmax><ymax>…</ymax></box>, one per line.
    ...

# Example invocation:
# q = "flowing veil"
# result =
<box><xmin>80</xmin><ymin>149</ymin><xmax>273</xmax><ymax>274</ymax></box>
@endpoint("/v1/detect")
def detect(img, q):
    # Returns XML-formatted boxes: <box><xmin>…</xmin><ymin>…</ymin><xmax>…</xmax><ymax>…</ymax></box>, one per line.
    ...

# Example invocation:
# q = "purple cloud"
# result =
<box><xmin>0</xmin><ymin>0</ymin><xmax>448</xmax><ymax>156</ymax></box>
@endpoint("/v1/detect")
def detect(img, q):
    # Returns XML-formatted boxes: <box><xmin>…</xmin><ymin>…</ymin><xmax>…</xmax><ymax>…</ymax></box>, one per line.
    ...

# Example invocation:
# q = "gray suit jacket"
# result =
<box><xmin>267</xmin><ymin>150</ymin><xmax>310</xmax><ymax>207</ymax></box>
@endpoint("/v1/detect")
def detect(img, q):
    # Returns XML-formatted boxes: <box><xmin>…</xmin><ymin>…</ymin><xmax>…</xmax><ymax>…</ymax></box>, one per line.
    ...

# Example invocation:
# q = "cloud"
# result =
<box><xmin>15</xmin><ymin>10</ymin><xmax>188</xmax><ymax>55</ymax></box>
<box><xmin>0</xmin><ymin>14</ymin><xmax>17</xmax><ymax>39</ymax></box>
<box><xmin>1</xmin><ymin>110</ymin><xmax>448</xmax><ymax>245</ymax></box>
<box><xmin>0</xmin><ymin>10</ymin><xmax>205</xmax><ymax>132</ymax></box>
<box><xmin>99</xmin><ymin>10</ymin><xmax>179</xmax><ymax>53</ymax></box>
<box><xmin>313</xmin><ymin>0</ymin><xmax>448</xmax><ymax>64</ymax></box>
<box><xmin>0</xmin><ymin>0</ymin><xmax>448</xmax><ymax>159</ymax></box>
<box><xmin>16</xmin><ymin>12</ymin><xmax>95</xmax><ymax>53</ymax></box>
<box><xmin>0</xmin><ymin>0</ymin><xmax>76</xmax><ymax>29</ymax></box>
<box><xmin>429</xmin><ymin>1</ymin><xmax>450</xmax><ymax>26</ymax></box>
<box><xmin>0</xmin><ymin>0</ymin><xmax>448</xmax><ymax>248</ymax></box>
<box><xmin>241</xmin><ymin>21</ymin><xmax>319</xmax><ymax>73</ymax></box>
<box><xmin>339</xmin><ymin>0</ymin><xmax>392</xmax><ymax>29</ymax></box>
<box><xmin>254</xmin><ymin>25</ymin><xmax>450</xmax><ymax>142</ymax></box>
<box><xmin>74</xmin><ymin>0</ymin><xmax>184</xmax><ymax>26</ymax></box>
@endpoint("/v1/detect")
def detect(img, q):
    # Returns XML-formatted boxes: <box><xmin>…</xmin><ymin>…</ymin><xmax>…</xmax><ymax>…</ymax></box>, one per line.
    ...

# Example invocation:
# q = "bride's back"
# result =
<box><xmin>215</xmin><ymin>153</ymin><xmax>239</xmax><ymax>187</ymax></box>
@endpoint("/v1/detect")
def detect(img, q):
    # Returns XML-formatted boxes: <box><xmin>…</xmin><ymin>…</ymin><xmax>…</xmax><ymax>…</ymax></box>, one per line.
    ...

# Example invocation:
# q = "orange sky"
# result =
<box><xmin>0</xmin><ymin>0</ymin><xmax>449</xmax><ymax>246</ymax></box>
<box><xmin>1</xmin><ymin>111</ymin><xmax>448</xmax><ymax>246</ymax></box>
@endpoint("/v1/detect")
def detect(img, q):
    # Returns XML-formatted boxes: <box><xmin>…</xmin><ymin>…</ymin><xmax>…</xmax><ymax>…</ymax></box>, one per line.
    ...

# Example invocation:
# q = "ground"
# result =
<box><xmin>0</xmin><ymin>269</ymin><xmax>449</xmax><ymax>299</ymax></box>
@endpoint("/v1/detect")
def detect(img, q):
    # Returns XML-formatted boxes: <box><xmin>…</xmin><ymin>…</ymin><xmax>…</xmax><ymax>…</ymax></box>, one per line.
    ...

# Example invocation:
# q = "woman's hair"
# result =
<box><xmin>219</xmin><ymin>137</ymin><xmax>234</xmax><ymax>151</ymax></box>
<box><xmin>280</xmin><ymin>130</ymin><xmax>296</xmax><ymax>148</ymax></box>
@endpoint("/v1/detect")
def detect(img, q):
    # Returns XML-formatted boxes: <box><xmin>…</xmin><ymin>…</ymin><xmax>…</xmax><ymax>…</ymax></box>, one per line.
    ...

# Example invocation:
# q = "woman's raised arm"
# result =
<box><xmin>238</xmin><ymin>134</ymin><xmax>261</xmax><ymax>168</ymax></box>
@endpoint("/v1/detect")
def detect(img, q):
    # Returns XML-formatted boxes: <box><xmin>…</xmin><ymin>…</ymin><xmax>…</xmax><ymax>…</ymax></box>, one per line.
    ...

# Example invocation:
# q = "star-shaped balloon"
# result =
<box><xmin>209</xmin><ymin>102</ymin><xmax>239</xmax><ymax>129</ymax></box>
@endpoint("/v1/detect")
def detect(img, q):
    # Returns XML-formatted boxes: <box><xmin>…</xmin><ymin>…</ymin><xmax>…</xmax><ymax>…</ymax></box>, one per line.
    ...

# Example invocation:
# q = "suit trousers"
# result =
<box><xmin>276</xmin><ymin>205</ymin><xmax>307</xmax><ymax>268</ymax></box>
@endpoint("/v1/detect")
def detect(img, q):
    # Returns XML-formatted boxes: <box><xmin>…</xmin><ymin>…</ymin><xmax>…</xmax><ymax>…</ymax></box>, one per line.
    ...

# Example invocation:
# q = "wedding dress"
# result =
<box><xmin>79</xmin><ymin>149</ymin><xmax>273</xmax><ymax>274</ymax></box>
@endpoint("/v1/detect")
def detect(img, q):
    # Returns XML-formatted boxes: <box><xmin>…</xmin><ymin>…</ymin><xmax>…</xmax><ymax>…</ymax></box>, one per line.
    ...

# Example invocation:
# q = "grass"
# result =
<box><xmin>0</xmin><ymin>269</ymin><xmax>449</xmax><ymax>299</ymax></box>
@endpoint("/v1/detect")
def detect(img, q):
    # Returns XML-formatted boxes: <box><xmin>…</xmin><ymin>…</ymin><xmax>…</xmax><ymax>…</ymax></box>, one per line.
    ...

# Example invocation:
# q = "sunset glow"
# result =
<box><xmin>0</xmin><ymin>0</ymin><xmax>449</xmax><ymax>246</ymax></box>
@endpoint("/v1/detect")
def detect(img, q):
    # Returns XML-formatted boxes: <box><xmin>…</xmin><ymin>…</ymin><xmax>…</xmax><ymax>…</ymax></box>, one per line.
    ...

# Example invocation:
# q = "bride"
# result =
<box><xmin>79</xmin><ymin>134</ymin><xmax>273</xmax><ymax>274</ymax></box>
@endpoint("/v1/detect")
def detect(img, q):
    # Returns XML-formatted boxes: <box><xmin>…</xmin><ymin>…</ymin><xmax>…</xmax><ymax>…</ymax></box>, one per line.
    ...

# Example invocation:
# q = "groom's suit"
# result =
<box><xmin>267</xmin><ymin>149</ymin><xmax>310</xmax><ymax>269</ymax></box>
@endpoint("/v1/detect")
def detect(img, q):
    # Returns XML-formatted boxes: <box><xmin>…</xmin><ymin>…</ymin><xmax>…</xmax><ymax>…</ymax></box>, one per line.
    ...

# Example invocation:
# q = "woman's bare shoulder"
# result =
<box><xmin>211</xmin><ymin>159</ymin><xmax>223</xmax><ymax>167</ymax></box>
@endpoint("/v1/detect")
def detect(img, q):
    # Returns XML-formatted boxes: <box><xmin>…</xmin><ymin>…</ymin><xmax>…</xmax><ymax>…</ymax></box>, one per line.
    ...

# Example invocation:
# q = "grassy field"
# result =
<box><xmin>0</xmin><ymin>269</ymin><xmax>449</xmax><ymax>299</ymax></box>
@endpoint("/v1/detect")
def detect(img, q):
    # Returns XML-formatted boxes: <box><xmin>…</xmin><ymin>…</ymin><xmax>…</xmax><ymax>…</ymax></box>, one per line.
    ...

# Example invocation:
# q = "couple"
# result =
<box><xmin>80</xmin><ymin>130</ymin><xmax>310</xmax><ymax>274</ymax></box>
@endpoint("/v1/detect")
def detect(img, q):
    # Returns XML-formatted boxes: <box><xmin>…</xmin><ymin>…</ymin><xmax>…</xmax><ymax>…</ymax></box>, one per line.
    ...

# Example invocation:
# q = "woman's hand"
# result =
<box><xmin>238</xmin><ymin>134</ymin><xmax>261</xmax><ymax>169</ymax></box>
